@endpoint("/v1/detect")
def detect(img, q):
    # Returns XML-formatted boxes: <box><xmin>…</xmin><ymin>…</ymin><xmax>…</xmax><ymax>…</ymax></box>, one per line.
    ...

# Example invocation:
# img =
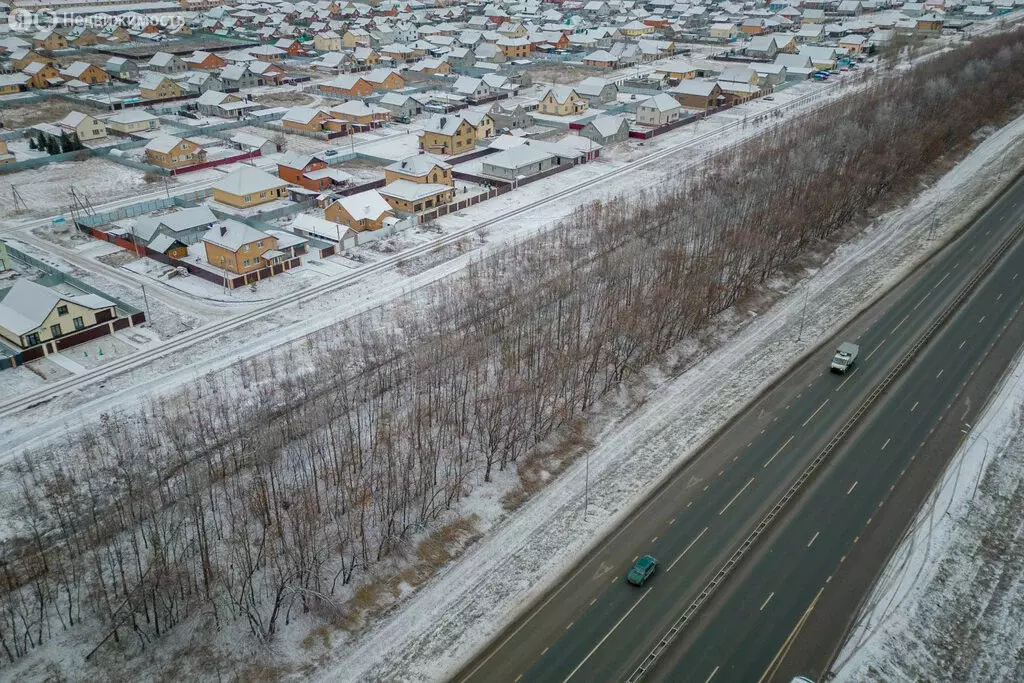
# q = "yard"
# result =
<box><xmin>0</xmin><ymin>97</ymin><xmax>107</xmax><ymax>128</ymax></box>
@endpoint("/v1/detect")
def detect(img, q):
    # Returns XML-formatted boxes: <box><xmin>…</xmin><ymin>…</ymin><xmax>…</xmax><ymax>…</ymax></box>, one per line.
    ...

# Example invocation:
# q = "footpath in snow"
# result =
<box><xmin>309</xmin><ymin>121</ymin><xmax>1024</xmax><ymax>681</ymax></box>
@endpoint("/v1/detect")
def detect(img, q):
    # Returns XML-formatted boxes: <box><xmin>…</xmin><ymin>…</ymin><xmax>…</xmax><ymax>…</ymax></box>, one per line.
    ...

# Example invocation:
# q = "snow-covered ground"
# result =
<box><xmin>305</xmin><ymin>114</ymin><xmax>1024</xmax><ymax>683</ymax></box>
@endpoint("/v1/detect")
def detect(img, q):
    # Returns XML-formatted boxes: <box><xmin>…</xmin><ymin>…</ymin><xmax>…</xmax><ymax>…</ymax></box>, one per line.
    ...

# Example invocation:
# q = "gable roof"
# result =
<box><xmin>333</xmin><ymin>189</ymin><xmax>393</xmax><ymax>222</ymax></box>
<box><xmin>385</xmin><ymin>153</ymin><xmax>452</xmax><ymax>176</ymax></box>
<box><xmin>543</xmin><ymin>85</ymin><xmax>579</xmax><ymax>104</ymax></box>
<box><xmin>202</xmin><ymin>219</ymin><xmax>272</xmax><ymax>251</ymax></box>
<box><xmin>133</xmin><ymin>206</ymin><xmax>218</xmax><ymax>241</ymax></box>
<box><xmin>0</xmin><ymin>280</ymin><xmax>113</xmax><ymax>336</ymax></box>
<box><xmin>213</xmin><ymin>166</ymin><xmax>287</xmax><ymax>196</ymax></box>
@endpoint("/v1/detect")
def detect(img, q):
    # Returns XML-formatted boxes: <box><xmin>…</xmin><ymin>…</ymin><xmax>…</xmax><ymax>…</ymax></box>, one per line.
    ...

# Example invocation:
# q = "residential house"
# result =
<box><xmin>410</xmin><ymin>58</ymin><xmax>453</xmax><ymax>76</ymax></box>
<box><xmin>320</xmin><ymin>74</ymin><xmax>373</xmax><ymax>97</ymax></box>
<box><xmin>144</xmin><ymin>136</ymin><xmax>206</xmax><ymax>169</ymax></box>
<box><xmin>275</xmin><ymin>39</ymin><xmax>305</xmax><ymax>57</ymax></box>
<box><xmin>57</xmin><ymin>111</ymin><xmax>107</xmax><ymax>141</ymax></box>
<box><xmin>655</xmin><ymin>60</ymin><xmax>698</xmax><ymax>81</ymax></box>
<box><xmin>460</xmin><ymin>109</ymin><xmax>495</xmax><ymax>139</ymax></box>
<box><xmin>419</xmin><ymin>114</ymin><xmax>478</xmax><ymax>155</ymax></box>
<box><xmin>745</xmin><ymin>36</ymin><xmax>778</xmax><ymax>60</ymax></box>
<box><xmin>23</xmin><ymin>62</ymin><xmax>62</xmax><ymax>89</ymax></box>
<box><xmin>669</xmin><ymin>80</ymin><xmax>724</xmax><ymax>110</ymax></box>
<box><xmin>538</xmin><ymin>86</ymin><xmax>588</xmax><ymax>116</ymax></box>
<box><xmin>362</xmin><ymin>68</ymin><xmax>405</xmax><ymax>91</ymax></box>
<box><xmin>636</xmin><ymin>93</ymin><xmax>684</xmax><ymax>127</ymax></box>
<box><xmin>839</xmin><ymin>34</ymin><xmax>868</xmax><ymax>53</ymax></box>
<box><xmin>182</xmin><ymin>71</ymin><xmax>225</xmax><ymax>96</ymax></box>
<box><xmin>202</xmin><ymin>220</ymin><xmax>282</xmax><ymax>275</ymax></box>
<box><xmin>0</xmin><ymin>74</ymin><xmax>31</xmax><ymax>94</ymax></box>
<box><xmin>710</xmin><ymin>23</ymin><xmax>739</xmax><ymax>39</ymax></box>
<box><xmin>328</xmin><ymin>100</ymin><xmax>392</xmax><ymax>128</ymax></box>
<box><xmin>802</xmin><ymin>9</ymin><xmax>826</xmax><ymax>23</ymax></box>
<box><xmin>278</xmin><ymin>151</ymin><xmax>335</xmax><ymax>191</ymax></box>
<box><xmin>32</xmin><ymin>30</ymin><xmax>68</xmax><ymax>52</ymax></box>
<box><xmin>481</xmin><ymin>143</ymin><xmax>563</xmax><ymax>181</ymax></box>
<box><xmin>196</xmin><ymin>90</ymin><xmax>242</xmax><ymax>117</ymax></box>
<box><xmin>212</xmin><ymin>166</ymin><xmax>289</xmax><ymax>208</ymax></box>
<box><xmin>220</xmin><ymin>64</ymin><xmax>264</xmax><ymax>90</ymax></box>
<box><xmin>452</xmin><ymin>75</ymin><xmax>496</xmax><ymax>103</ymax></box>
<box><xmin>385</xmin><ymin>154</ymin><xmax>454</xmax><ymax>186</ymax></box>
<box><xmin>183</xmin><ymin>50</ymin><xmax>227</xmax><ymax>70</ymax></box>
<box><xmin>774</xmin><ymin>53</ymin><xmax>815</xmax><ymax>79</ymax></box>
<box><xmin>105</xmin><ymin>57</ymin><xmax>139</xmax><ymax>80</ymax></box>
<box><xmin>378</xmin><ymin>180</ymin><xmax>454</xmax><ymax>213</ymax></box>
<box><xmin>488</xmin><ymin>102</ymin><xmax>532</xmax><ymax>132</ymax></box>
<box><xmin>578</xmin><ymin>115</ymin><xmax>630</xmax><ymax>145</ymax></box>
<box><xmin>314</xmin><ymin>31</ymin><xmax>343</xmax><ymax>51</ymax></box>
<box><xmin>342</xmin><ymin>28</ymin><xmax>372</xmax><ymax>47</ymax></box>
<box><xmin>9</xmin><ymin>49</ymin><xmax>49</xmax><ymax>71</ymax></box>
<box><xmin>132</xmin><ymin>206</ymin><xmax>217</xmax><ymax>246</ymax></box>
<box><xmin>148</xmin><ymin>52</ymin><xmax>188</xmax><ymax>74</ymax></box>
<box><xmin>325</xmin><ymin>190</ymin><xmax>396</xmax><ymax>231</ymax></box>
<box><xmin>0</xmin><ymin>280</ymin><xmax>118</xmax><ymax>351</ymax></box>
<box><xmin>248</xmin><ymin>61</ymin><xmax>287</xmax><ymax>86</ymax></box>
<box><xmin>741</xmin><ymin>18</ymin><xmax>769</xmax><ymax>35</ymax></box>
<box><xmin>798</xmin><ymin>45</ymin><xmax>838</xmax><ymax>70</ymax></box>
<box><xmin>281</xmin><ymin>106</ymin><xmax>331</xmax><ymax>132</ymax></box>
<box><xmin>378</xmin><ymin>92</ymin><xmax>423</xmax><ymax>120</ymax></box>
<box><xmin>497</xmin><ymin>36</ymin><xmax>531</xmax><ymax>58</ymax></box>
<box><xmin>60</xmin><ymin>62</ymin><xmax>109</xmax><ymax>84</ymax></box>
<box><xmin>354</xmin><ymin>46</ymin><xmax>380</xmax><ymax>66</ymax></box>
<box><xmin>138</xmin><ymin>72</ymin><xmax>185</xmax><ymax>100</ymax></box>
<box><xmin>574</xmin><ymin>76</ymin><xmax>618</xmax><ymax>107</ymax></box>
<box><xmin>583</xmin><ymin>49</ymin><xmax>619</xmax><ymax>68</ymax></box>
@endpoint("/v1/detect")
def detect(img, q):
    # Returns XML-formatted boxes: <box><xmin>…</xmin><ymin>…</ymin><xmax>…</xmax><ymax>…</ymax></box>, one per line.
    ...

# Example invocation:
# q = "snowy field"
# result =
<box><xmin>305</xmin><ymin>114</ymin><xmax>1024</xmax><ymax>682</ymax></box>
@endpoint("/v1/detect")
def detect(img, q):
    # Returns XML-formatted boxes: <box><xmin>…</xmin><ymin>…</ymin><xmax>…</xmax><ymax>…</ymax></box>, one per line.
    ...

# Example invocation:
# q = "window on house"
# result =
<box><xmin>244</xmin><ymin>259</ymin><xmax>250</xmax><ymax>266</ymax></box>
<box><xmin>243</xmin><ymin>244</ymin><xmax>249</xmax><ymax>252</ymax></box>
<box><xmin>50</xmin><ymin>324</ymin><xmax>62</xmax><ymax>338</ymax></box>
<box><xmin>73</xmin><ymin>316</ymin><xmax>84</xmax><ymax>330</ymax></box>
<box><xmin>57</xmin><ymin>305</ymin><xmax>68</xmax><ymax>315</ymax></box>
<box><xmin>26</xmin><ymin>332</ymin><xmax>40</xmax><ymax>346</ymax></box>
<box><xmin>244</xmin><ymin>196</ymin><xmax>251</xmax><ymax>203</ymax></box>
<box><xmin>256</xmin><ymin>240</ymin><xmax>263</xmax><ymax>248</ymax></box>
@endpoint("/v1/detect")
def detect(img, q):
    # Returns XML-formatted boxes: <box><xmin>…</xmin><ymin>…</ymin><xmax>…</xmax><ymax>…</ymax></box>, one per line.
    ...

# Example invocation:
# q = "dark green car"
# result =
<box><xmin>627</xmin><ymin>555</ymin><xmax>658</xmax><ymax>586</ymax></box>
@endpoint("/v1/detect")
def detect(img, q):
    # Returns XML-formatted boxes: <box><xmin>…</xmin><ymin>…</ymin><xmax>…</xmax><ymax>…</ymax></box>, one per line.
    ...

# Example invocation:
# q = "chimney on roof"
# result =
<box><xmin>440</xmin><ymin>116</ymin><xmax>447</xmax><ymax>127</ymax></box>
<box><xmin>220</xmin><ymin>224</ymin><xmax>227</xmax><ymax>236</ymax></box>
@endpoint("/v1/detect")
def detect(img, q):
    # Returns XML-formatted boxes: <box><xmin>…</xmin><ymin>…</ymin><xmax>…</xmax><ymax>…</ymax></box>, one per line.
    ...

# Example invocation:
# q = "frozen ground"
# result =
<box><xmin>307</xmin><ymin>114</ymin><xmax>1024</xmax><ymax>682</ymax></box>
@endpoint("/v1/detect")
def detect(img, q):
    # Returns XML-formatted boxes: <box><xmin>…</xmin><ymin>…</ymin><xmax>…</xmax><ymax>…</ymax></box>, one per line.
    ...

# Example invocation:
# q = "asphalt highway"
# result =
<box><xmin>456</xmin><ymin>169</ymin><xmax>1024</xmax><ymax>683</ymax></box>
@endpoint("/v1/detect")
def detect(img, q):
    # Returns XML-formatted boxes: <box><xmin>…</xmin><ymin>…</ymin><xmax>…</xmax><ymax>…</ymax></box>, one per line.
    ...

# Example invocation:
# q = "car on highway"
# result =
<box><xmin>627</xmin><ymin>555</ymin><xmax>658</xmax><ymax>585</ymax></box>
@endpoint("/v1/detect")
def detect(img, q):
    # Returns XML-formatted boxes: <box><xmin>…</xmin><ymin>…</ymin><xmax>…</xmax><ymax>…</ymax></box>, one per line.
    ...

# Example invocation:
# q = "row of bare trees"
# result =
<box><xmin>2</xmin><ymin>30</ymin><xmax>1023</xmax><ymax>673</ymax></box>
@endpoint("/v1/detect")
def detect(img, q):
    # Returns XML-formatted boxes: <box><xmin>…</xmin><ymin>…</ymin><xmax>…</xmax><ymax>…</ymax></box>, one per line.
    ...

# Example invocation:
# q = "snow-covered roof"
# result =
<box><xmin>332</xmin><ymin>189</ymin><xmax>393</xmax><ymax>222</ymax></box>
<box><xmin>203</xmin><ymin>219</ymin><xmax>272</xmax><ymax>251</ymax></box>
<box><xmin>213</xmin><ymin>166</ymin><xmax>287</xmax><ymax>197</ymax></box>
<box><xmin>386</xmin><ymin>153</ymin><xmax>451</xmax><ymax>176</ymax></box>
<box><xmin>0</xmin><ymin>280</ymin><xmax>113</xmax><ymax>336</ymax></box>
<box><xmin>378</xmin><ymin>179</ymin><xmax>451</xmax><ymax>202</ymax></box>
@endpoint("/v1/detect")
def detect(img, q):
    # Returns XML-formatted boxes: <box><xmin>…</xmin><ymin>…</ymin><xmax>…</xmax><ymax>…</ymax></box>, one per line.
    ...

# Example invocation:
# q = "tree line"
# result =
<box><xmin>2</xmin><ymin>28</ymin><xmax>1024</xmax><ymax>674</ymax></box>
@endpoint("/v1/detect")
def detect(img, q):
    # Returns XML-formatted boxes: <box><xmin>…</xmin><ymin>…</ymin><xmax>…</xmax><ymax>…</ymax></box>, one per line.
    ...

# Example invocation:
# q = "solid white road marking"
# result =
<box><xmin>764</xmin><ymin>435</ymin><xmax>794</xmax><ymax>468</ymax></box>
<box><xmin>802</xmin><ymin>399</ymin><xmax>829</xmax><ymax>427</ymax></box>
<box><xmin>668</xmin><ymin>527</ymin><xmax>708</xmax><ymax>572</ymax></box>
<box><xmin>911</xmin><ymin>401</ymin><xmax>919</xmax><ymax>412</ymax></box>
<box><xmin>959</xmin><ymin>340</ymin><xmax>966</xmax><ymax>350</ymax></box>
<box><xmin>881</xmin><ymin>438</ymin><xmax>891</xmax><ymax>451</ymax></box>
<box><xmin>913</xmin><ymin>291</ymin><xmax>930</xmax><ymax>310</ymax></box>
<box><xmin>936</xmin><ymin>369</ymin><xmax>944</xmax><ymax>379</ymax></box>
<box><xmin>836</xmin><ymin>368</ymin><xmax>857</xmax><ymax>391</ymax></box>
<box><xmin>807</xmin><ymin>531</ymin><xmax>819</xmax><ymax>548</ymax></box>
<box><xmin>705</xmin><ymin>666</ymin><xmax>720</xmax><ymax>683</ymax></box>
<box><xmin>562</xmin><ymin>588</ymin><xmax>654</xmax><ymax>682</ymax></box>
<box><xmin>760</xmin><ymin>592</ymin><xmax>775</xmax><ymax>611</ymax></box>
<box><xmin>847</xmin><ymin>481</ymin><xmax>858</xmax><ymax>495</ymax></box>
<box><xmin>978</xmin><ymin>315</ymin><xmax>986</xmax><ymax>324</ymax></box>
<box><xmin>892</xmin><ymin>315</ymin><xmax>909</xmax><ymax>333</ymax></box>
<box><xmin>720</xmin><ymin>477</ymin><xmax>756</xmax><ymax>515</ymax></box>
<box><xmin>566</xmin><ymin>621</ymin><xmax>574</xmax><ymax>630</ymax></box>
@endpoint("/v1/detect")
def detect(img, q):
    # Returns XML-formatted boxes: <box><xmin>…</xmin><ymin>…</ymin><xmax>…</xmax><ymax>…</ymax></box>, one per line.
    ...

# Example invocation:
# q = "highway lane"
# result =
<box><xmin>456</xmin><ymin>170</ymin><xmax>1024</xmax><ymax>683</ymax></box>
<box><xmin>648</xmin><ymin>200</ymin><xmax>1024</xmax><ymax>682</ymax></box>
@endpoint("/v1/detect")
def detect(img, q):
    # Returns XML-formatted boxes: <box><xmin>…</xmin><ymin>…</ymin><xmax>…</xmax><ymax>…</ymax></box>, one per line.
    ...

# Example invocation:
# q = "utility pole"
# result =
<box><xmin>140</xmin><ymin>283</ymin><xmax>152</xmax><ymax>322</ymax></box>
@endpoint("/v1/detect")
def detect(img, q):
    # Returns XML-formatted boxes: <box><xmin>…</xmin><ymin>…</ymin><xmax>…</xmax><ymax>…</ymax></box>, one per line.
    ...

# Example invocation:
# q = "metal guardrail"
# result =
<box><xmin>625</xmin><ymin>211</ymin><xmax>1024</xmax><ymax>682</ymax></box>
